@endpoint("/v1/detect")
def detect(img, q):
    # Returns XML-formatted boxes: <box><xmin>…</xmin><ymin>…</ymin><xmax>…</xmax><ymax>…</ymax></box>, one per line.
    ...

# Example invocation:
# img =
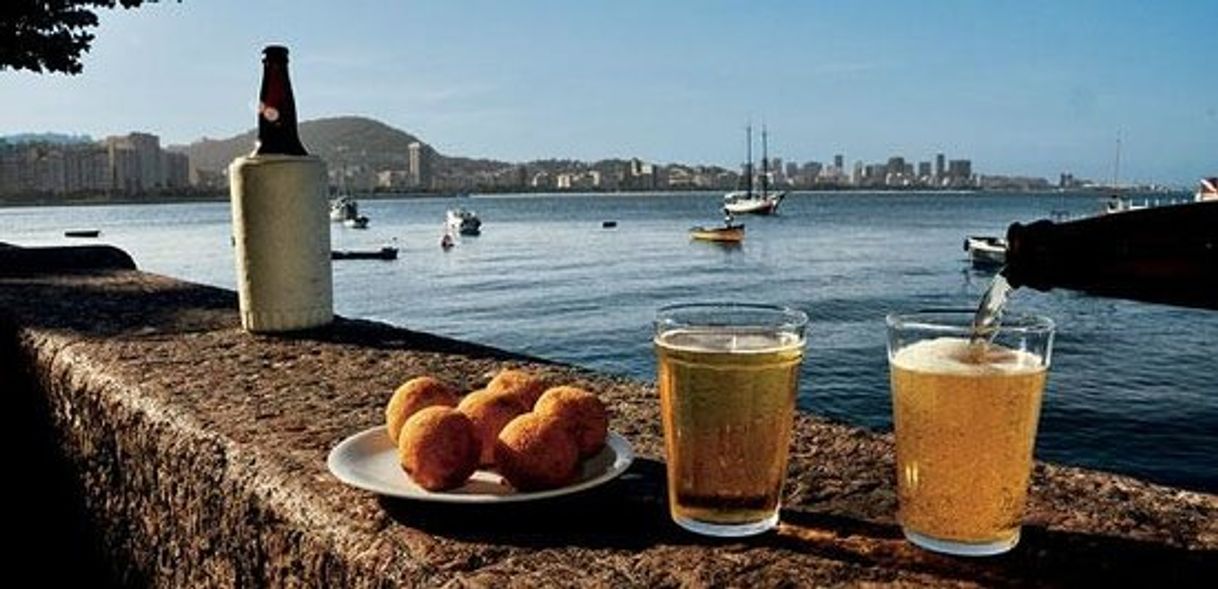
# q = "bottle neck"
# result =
<box><xmin>256</xmin><ymin>59</ymin><xmax>307</xmax><ymax>156</ymax></box>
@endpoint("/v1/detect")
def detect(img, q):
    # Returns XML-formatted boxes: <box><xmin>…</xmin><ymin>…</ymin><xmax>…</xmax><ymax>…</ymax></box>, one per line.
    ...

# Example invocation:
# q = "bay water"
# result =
<box><xmin>3</xmin><ymin>191</ymin><xmax>1214</xmax><ymax>491</ymax></box>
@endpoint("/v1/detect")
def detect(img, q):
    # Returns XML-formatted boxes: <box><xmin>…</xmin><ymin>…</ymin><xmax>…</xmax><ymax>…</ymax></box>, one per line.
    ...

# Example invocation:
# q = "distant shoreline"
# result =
<box><xmin>0</xmin><ymin>187</ymin><xmax>1190</xmax><ymax>209</ymax></box>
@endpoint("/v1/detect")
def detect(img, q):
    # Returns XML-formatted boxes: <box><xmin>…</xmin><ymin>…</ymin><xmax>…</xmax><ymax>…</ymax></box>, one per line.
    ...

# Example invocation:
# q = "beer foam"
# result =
<box><xmin>892</xmin><ymin>337</ymin><xmax>1044</xmax><ymax>375</ymax></box>
<box><xmin>657</xmin><ymin>329</ymin><xmax>804</xmax><ymax>354</ymax></box>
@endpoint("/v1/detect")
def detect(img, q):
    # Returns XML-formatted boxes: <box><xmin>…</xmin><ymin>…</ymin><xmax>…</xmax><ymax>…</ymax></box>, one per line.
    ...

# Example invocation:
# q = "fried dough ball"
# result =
<box><xmin>494</xmin><ymin>412</ymin><xmax>580</xmax><ymax>491</ymax></box>
<box><xmin>457</xmin><ymin>388</ymin><xmax>529</xmax><ymax>466</ymax></box>
<box><xmin>397</xmin><ymin>406</ymin><xmax>479</xmax><ymax>491</ymax></box>
<box><xmin>385</xmin><ymin>376</ymin><xmax>459</xmax><ymax>444</ymax></box>
<box><xmin>535</xmin><ymin>386</ymin><xmax>608</xmax><ymax>458</ymax></box>
<box><xmin>486</xmin><ymin>369</ymin><xmax>548</xmax><ymax>410</ymax></box>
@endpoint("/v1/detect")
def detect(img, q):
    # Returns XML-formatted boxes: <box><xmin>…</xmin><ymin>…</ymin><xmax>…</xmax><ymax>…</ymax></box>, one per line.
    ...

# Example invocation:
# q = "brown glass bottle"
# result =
<box><xmin>1003</xmin><ymin>201</ymin><xmax>1218</xmax><ymax>310</ymax></box>
<box><xmin>255</xmin><ymin>45</ymin><xmax>308</xmax><ymax>156</ymax></box>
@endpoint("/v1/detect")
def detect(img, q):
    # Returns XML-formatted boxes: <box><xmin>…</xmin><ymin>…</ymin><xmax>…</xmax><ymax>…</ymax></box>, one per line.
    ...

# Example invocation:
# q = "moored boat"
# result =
<box><xmin>964</xmin><ymin>235</ymin><xmax>1007</xmax><ymax>268</ymax></box>
<box><xmin>64</xmin><ymin>229</ymin><xmax>101</xmax><ymax>238</ymax></box>
<box><xmin>330</xmin><ymin>196</ymin><xmax>358</xmax><ymax>222</ymax></box>
<box><xmin>446</xmin><ymin>208</ymin><xmax>482</xmax><ymax>235</ymax></box>
<box><xmin>331</xmin><ymin>246</ymin><xmax>397</xmax><ymax>260</ymax></box>
<box><xmin>1196</xmin><ymin>177</ymin><xmax>1217</xmax><ymax>202</ymax></box>
<box><xmin>723</xmin><ymin>124</ymin><xmax>786</xmax><ymax>215</ymax></box>
<box><xmin>690</xmin><ymin>223</ymin><xmax>745</xmax><ymax>243</ymax></box>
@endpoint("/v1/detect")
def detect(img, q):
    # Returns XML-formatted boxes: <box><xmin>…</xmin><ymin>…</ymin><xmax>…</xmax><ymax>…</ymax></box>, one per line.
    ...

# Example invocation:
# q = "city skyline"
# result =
<box><xmin>0</xmin><ymin>120</ymin><xmax>1082</xmax><ymax>198</ymax></box>
<box><xmin>1</xmin><ymin>1</ymin><xmax>1215</xmax><ymax>185</ymax></box>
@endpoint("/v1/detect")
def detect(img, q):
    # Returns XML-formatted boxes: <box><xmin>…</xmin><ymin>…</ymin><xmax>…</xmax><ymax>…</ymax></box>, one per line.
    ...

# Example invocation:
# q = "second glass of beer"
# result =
<box><xmin>886</xmin><ymin>310</ymin><xmax>1055</xmax><ymax>556</ymax></box>
<box><xmin>654</xmin><ymin>303</ymin><xmax>808</xmax><ymax>536</ymax></box>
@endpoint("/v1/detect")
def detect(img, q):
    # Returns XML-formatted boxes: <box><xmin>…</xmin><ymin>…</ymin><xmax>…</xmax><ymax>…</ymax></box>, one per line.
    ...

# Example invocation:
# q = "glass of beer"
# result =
<box><xmin>886</xmin><ymin>310</ymin><xmax>1055</xmax><ymax>556</ymax></box>
<box><xmin>654</xmin><ymin>303</ymin><xmax>808</xmax><ymax>537</ymax></box>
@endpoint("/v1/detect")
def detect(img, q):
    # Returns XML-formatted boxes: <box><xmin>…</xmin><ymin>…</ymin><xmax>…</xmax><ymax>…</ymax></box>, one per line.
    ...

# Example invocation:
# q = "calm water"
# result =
<box><xmin>3</xmin><ymin>192</ymin><xmax>1215</xmax><ymax>492</ymax></box>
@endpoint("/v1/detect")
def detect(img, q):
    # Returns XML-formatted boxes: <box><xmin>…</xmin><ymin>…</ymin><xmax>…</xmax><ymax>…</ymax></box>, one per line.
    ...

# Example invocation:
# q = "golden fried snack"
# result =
<box><xmin>457</xmin><ymin>388</ymin><xmax>529</xmax><ymax>466</ymax></box>
<box><xmin>494</xmin><ymin>412</ymin><xmax>579</xmax><ymax>491</ymax></box>
<box><xmin>535</xmin><ymin>386</ymin><xmax>608</xmax><ymax>458</ymax></box>
<box><xmin>397</xmin><ymin>406</ymin><xmax>479</xmax><ymax>491</ymax></box>
<box><xmin>385</xmin><ymin>376</ymin><xmax>459</xmax><ymax>444</ymax></box>
<box><xmin>485</xmin><ymin>368</ymin><xmax>548</xmax><ymax>410</ymax></box>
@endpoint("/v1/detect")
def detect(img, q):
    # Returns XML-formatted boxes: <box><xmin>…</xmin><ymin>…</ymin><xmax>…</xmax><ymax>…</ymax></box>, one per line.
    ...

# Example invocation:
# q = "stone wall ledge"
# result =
<box><xmin>2</xmin><ymin>268</ymin><xmax>1214</xmax><ymax>587</ymax></box>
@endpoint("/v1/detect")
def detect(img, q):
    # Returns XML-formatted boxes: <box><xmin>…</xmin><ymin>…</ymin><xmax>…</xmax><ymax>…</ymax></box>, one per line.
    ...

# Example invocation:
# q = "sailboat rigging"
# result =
<box><xmin>724</xmin><ymin>124</ymin><xmax>786</xmax><ymax>215</ymax></box>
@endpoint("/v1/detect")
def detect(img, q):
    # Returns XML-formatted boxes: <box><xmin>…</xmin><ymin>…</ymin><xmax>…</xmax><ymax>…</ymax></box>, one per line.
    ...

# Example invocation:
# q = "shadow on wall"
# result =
<box><xmin>379</xmin><ymin>457</ymin><xmax>1216</xmax><ymax>586</ymax></box>
<box><xmin>2</xmin><ymin>314</ymin><xmax>121</xmax><ymax>586</ymax></box>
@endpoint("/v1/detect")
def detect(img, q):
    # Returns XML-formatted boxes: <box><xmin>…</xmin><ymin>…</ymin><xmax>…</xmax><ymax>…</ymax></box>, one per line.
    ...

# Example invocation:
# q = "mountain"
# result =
<box><xmin>171</xmin><ymin>116</ymin><xmax>421</xmax><ymax>172</ymax></box>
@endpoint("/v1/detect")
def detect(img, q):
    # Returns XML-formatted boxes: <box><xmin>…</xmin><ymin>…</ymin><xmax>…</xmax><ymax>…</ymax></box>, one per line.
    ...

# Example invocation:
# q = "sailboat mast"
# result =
<box><xmin>745</xmin><ymin>124</ymin><xmax>754</xmax><ymax>197</ymax></box>
<box><xmin>1113</xmin><ymin>132</ymin><xmax>1122</xmax><ymax>189</ymax></box>
<box><xmin>761</xmin><ymin>125</ymin><xmax>770</xmax><ymax>197</ymax></box>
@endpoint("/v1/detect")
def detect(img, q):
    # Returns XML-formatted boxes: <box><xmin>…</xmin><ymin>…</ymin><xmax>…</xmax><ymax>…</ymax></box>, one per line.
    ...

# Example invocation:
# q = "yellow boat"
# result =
<box><xmin>690</xmin><ymin>223</ymin><xmax>745</xmax><ymax>243</ymax></box>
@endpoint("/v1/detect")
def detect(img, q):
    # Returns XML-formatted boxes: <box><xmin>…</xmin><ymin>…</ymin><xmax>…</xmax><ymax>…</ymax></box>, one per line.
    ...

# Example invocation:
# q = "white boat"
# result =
<box><xmin>964</xmin><ymin>235</ymin><xmax>1007</xmax><ymax>268</ymax></box>
<box><xmin>1104</xmin><ymin>194</ymin><xmax>1149</xmax><ymax>215</ymax></box>
<box><xmin>446</xmin><ymin>208</ymin><xmax>482</xmax><ymax>236</ymax></box>
<box><xmin>1196</xmin><ymin>177</ymin><xmax>1217</xmax><ymax>202</ymax></box>
<box><xmin>343</xmin><ymin>215</ymin><xmax>369</xmax><ymax>229</ymax></box>
<box><xmin>330</xmin><ymin>195</ymin><xmax>358</xmax><ymax>222</ymax></box>
<box><xmin>723</xmin><ymin>124</ymin><xmax>785</xmax><ymax>215</ymax></box>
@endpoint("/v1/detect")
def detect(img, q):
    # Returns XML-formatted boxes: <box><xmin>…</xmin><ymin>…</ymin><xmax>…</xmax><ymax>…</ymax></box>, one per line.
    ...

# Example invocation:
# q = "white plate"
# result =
<box><xmin>327</xmin><ymin>426</ymin><xmax>635</xmax><ymax>503</ymax></box>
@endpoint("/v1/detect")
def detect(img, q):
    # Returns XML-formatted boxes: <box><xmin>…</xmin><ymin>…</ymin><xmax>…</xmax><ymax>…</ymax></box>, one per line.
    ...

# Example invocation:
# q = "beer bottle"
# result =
<box><xmin>1003</xmin><ymin>201</ymin><xmax>1218</xmax><ymax>310</ymax></box>
<box><xmin>255</xmin><ymin>45</ymin><xmax>308</xmax><ymax>156</ymax></box>
<box><xmin>228</xmin><ymin>45</ymin><xmax>332</xmax><ymax>333</ymax></box>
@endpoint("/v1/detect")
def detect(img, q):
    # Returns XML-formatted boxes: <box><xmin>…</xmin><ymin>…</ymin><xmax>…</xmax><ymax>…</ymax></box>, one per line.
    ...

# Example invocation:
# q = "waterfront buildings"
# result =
<box><xmin>0</xmin><ymin>132</ymin><xmax>190</xmax><ymax>197</ymax></box>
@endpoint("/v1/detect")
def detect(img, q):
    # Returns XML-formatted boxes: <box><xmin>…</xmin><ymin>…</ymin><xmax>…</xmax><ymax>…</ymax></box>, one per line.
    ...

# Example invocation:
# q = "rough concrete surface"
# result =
<box><xmin>1</xmin><ymin>269</ymin><xmax>1215</xmax><ymax>587</ymax></box>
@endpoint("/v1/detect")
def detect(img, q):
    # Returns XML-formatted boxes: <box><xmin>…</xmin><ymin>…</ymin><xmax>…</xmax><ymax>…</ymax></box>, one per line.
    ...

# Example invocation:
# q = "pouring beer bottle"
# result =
<box><xmin>255</xmin><ymin>45</ymin><xmax>308</xmax><ymax>156</ymax></box>
<box><xmin>1002</xmin><ymin>201</ymin><xmax>1218</xmax><ymax>310</ymax></box>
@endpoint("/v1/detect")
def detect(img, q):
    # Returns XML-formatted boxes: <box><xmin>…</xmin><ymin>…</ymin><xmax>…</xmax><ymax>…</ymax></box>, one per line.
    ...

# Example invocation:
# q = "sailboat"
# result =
<box><xmin>724</xmin><ymin>124</ymin><xmax>785</xmax><ymax>215</ymax></box>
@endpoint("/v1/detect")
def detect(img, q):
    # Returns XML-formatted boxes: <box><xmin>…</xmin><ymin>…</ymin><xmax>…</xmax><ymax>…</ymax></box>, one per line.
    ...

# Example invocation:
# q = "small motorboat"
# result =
<box><xmin>446</xmin><ymin>208</ymin><xmax>482</xmax><ymax>236</ymax></box>
<box><xmin>690</xmin><ymin>223</ymin><xmax>745</xmax><ymax>243</ymax></box>
<box><xmin>331</xmin><ymin>246</ymin><xmax>397</xmax><ymax>261</ymax></box>
<box><xmin>343</xmin><ymin>215</ymin><xmax>370</xmax><ymax>229</ymax></box>
<box><xmin>964</xmin><ymin>235</ymin><xmax>1007</xmax><ymax>268</ymax></box>
<box><xmin>602</xmin><ymin>221</ymin><xmax>618</xmax><ymax>229</ymax></box>
<box><xmin>440</xmin><ymin>232</ymin><xmax>455</xmax><ymax>250</ymax></box>
<box><xmin>64</xmin><ymin>229</ymin><xmax>101</xmax><ymax>238</ymax></box>
<box><xmin>1196</xmin><ymin>177</ymin><xmax>1217</xmax><ymax>203</ymax></box>
<box><xmin>330</xmin><ymin>195</ymin><xmax>359</xmax><ymax>222</ymax></box>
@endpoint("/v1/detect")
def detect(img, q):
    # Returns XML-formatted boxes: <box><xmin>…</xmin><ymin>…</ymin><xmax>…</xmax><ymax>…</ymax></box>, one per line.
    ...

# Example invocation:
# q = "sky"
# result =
<box><xmin>1</xmin><ymin>0</ymin><xmax>1215</xmax><ymax>185</ymax></box>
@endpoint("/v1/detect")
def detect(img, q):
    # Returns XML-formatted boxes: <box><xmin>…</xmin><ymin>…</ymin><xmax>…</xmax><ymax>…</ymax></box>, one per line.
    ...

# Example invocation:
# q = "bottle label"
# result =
<box><xmin>259</xmin><ymin>103</ymin><xmax>280</xmax><ymax>122</ymax></box>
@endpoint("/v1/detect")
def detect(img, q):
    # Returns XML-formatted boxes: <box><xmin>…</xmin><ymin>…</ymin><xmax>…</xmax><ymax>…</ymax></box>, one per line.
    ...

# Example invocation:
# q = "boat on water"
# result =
<box><xmin>964</xmin><ymin>235</ymin><xmax>1007</xmax><ymax>268</ymax></box>
<box><xmin>330</xmin><ymin>195</ymin><xmax>358</xmax><ymax>222</ymax></box>
<box><xmin>446</xmin><ymin>208</ymin><xmax>482</xmax><ymax>235</ymax></box>
<box><xmin>724</xmin><ymin>124</ymin><xmax>785</xmax><ymax>215</ymax></box>
<box><xmin>343</xmin><ymin>215</ymin><xmax>370</xmax><ymax>229</ymax></box>
<box><xmin>64</xmin><ymin>229</ymin><xmax>101</xmax><ymax>238</ymax></box>
<box><xmin>691</xmin><ymin>209</ymin><xmax>745</xmax><ymax>243</ymax></box>
<box><xmin>1104</xmin><ymin>194</ymin><xmax>1149</xmax><ymax>215</ymax></box>
<box><xmin>331</xmin><ymin>246</ymin><xmax>397</xmax><ymax>261</ymax></box>
<box><xmin>1196</xmin><ymin>177</ymin><xmax>1217</xmax><ymax>202</ymax></box>
<box><xmin>690</xmin><ymin>223</ymin><xmax>745</xmax><ymax>243</ymax></box>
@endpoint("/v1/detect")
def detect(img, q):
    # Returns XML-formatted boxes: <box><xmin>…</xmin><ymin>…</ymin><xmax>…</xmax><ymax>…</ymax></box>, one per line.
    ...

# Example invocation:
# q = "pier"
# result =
<box><xmin>2</xmin><ymin>245</ymin><xmax>1214</xmax><ymax>586</ymax></box>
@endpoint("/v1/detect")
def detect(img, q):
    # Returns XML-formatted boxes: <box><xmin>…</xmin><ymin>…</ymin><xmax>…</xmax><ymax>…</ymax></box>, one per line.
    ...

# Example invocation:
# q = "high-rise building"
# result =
<box><xmin>948</xmin><ymin>159</ymin><xmax>972</xmax><ymax>185</ymax></box>
<box><xmin>407</xmin><ymin>141</ymin><xmax>431</xmax><ymax>189</ymax></box>
<box><xmin>833</xmin><ymin>154</ymin><xmax>844</xmax><ymax>170</ymax></box>
<box><xmin>934</xmin><ymin>153</ymin><xmax>945</xmax><ymax>179</ymax></box>
<box><xmin>917</xmin><ymin>161</ymin><xmax>931</xmax><ymax>178</ymax></box>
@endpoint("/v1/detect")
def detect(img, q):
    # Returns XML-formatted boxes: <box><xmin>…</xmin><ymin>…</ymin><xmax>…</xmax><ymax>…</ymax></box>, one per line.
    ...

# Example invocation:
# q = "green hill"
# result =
<box><xmin>172</xmin><ymin>115</ymin><xmax>455</xmax><ymax>173</ymax></box>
